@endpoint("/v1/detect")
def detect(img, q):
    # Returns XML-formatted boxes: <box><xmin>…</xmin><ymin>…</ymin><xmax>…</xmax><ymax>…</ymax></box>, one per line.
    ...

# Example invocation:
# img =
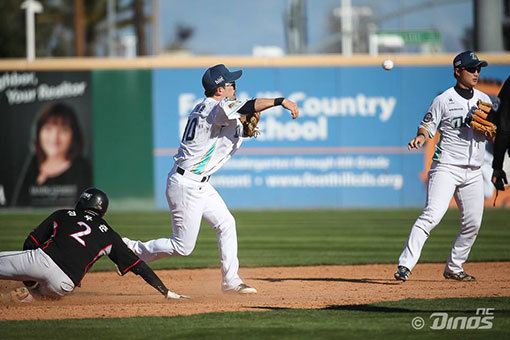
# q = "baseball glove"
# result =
<box><xmin>469</xmin><ymin>100</ymin><xmax>496</xmax><ymax>141</ymax></box>
<box><xmin>240</xmin><ymin>112</ymin><xmax>261</xmax><ymax>137</ymax></box>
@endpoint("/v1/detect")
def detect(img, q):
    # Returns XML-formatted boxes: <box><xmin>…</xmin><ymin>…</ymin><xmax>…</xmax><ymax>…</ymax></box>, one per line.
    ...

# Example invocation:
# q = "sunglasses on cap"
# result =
<box><xmin>462</xmin><ymin>66</ymin><xmax>481</xmax><ymax>74</ymax></box>
<box><xmin>224</xmin><ymin>81</ymin><xmax>236</xmax><ymax>90</ymax></box>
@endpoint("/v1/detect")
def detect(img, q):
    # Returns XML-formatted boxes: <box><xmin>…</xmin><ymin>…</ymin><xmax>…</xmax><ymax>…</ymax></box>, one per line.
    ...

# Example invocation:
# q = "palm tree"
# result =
<box><xmin>116</xmin><ymin>0</ymin><xmax>151</xmax><ymax>56</ymax></box>
<box><xmin>1</xmin><ymin>0</ymin><xmax>152</xmax><ymax>58</ymax></box>
<box><xmin>50</xmin><ymin>0</ymin><xmax>151</xmax><ymax>56</ymax></box>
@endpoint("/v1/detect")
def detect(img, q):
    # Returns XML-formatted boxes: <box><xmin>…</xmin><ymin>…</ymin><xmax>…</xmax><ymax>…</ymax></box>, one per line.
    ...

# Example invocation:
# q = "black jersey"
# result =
<box><xmin>23</xmin><ymin>209</ymin><xmax>140</xmax><ymax>287</ymax></box>
<box><xmin>493</xmin><ymin>76</ymin><xmax>510</xmax><ymax>171</ymax></box>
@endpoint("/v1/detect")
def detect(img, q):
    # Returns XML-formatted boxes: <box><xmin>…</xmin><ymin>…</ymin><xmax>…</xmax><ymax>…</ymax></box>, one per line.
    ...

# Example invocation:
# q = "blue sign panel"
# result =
<box><xmin>152</xmin><ymin>65</ymin><xmax>510</xmax><ymax>209</ymax></box>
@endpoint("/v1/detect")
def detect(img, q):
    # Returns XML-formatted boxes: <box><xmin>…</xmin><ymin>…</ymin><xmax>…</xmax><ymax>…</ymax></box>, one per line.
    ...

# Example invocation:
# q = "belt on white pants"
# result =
<box><xmin>176</xmin><ymin>166</ymin><xmax>210</xmax><ymax>183</ymax></box>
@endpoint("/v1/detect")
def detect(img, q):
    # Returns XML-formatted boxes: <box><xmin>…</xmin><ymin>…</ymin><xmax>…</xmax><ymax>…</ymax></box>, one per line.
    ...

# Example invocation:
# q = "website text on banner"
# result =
<box><xmin>152</xmin><ymin>65</ymin><xmax>510</xmax><ymax>208</ymax></box>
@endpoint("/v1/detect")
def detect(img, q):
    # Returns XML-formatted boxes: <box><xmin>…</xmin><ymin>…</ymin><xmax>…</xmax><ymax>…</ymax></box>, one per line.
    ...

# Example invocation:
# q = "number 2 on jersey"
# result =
<box><xmin>70</xmin><ymin>222</ymin><xmax>92</xmax><ymax>246</ymax></box>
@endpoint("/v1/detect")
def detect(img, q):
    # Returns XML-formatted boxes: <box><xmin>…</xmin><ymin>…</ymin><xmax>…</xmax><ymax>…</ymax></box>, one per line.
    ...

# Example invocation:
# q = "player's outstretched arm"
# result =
<box><xmin>253</xmin><ymin>98</ymin><xmax>300</xmax><ymax>119</ymax></box>
<box><xmin>408</xmin><ymin>128</ymin><xmax>429</xmax><ymax>150</ymax></box>
<box><xmin>130</xmin><ymin>261</ymin><xmax>189</xmax><ymax>299</ymax></box>
<box><xmin>281</xmin><ymin>98</ymin><xmax>299</xmax><ymax>119</ymax></box>
<box><xmin>23</xmin><ymin>211</ymin><xmax>60</xmax><ymax>250</ymax></box>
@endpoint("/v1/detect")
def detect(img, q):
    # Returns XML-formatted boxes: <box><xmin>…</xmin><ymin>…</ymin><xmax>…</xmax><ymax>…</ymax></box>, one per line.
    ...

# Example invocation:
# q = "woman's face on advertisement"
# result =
<box><xmin>39</xmin><ymin>118</ymin><xmax>73</xmax><ymax>158</ymax></box>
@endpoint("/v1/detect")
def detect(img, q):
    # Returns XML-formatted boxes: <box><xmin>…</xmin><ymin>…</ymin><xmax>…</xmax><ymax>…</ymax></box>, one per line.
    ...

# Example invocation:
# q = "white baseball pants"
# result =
<box><xmin>126</xmin><ymin>168</ymin><xmax>243</xmax><ymax>289</ymax></box>
<box><xmin>398</xmin><ymin>162</ymin><xmax>484</xmax><ymax>274</ymax></box>
<box><xmin>0</xmin><ymin>248</ymin><xmax>74</xmax><ymax>297</ymax></box>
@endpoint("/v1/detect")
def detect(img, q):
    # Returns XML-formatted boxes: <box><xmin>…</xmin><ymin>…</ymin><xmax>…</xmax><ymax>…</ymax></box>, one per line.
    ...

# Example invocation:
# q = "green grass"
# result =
<box><xmin>1</xmin><ymin>209</ymin><xmax>509</xmax><ymax>338</ymax></box>
<box><xmin>1</xmin><ymin>209</ymin><xmax>509</xmax><ymax>271</ymax></box>
<box><xmin>1</xmin><ymin>297</ymin><xmax>509</xmax><ymax>339</ymax></box>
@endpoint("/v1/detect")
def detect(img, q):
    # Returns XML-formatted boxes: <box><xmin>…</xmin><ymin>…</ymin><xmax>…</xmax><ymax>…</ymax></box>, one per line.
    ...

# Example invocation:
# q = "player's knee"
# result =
<box><xmin>168</xmin><ymin>236</ymin><xmax>196</xmax><ymax>256</ymax></box>
<box><xmin>216</xmin><ymin>214</ymin><xmax>236</xmax><ymax>231</ymax></box>
<box><xmin>225</xmin><ymin>214</ymin><xmax>236</xmax><ymax>227</ymax></box>
<box><xmin>175</xmin><ymin>243</ymin><xmax>195</xmax><ymax>256</ymax></box>
<box><xmin>415</xmin><ymin>213</ymin><xmax>441</xmax><ymax>232</ymax></box>
<box><xmin>461</xmin><ymin>220</ymin><xmax>481</xmax><ymax>233</ymax></box>
<box><xmin>411</xmin><ymin>225</ymin><xmax>430</xmax><ymax>237</ymax></box>
<box><xmin>176</xmin><ymin>249</ymin><xmax>193</xmax><ymax>256</ymax></box>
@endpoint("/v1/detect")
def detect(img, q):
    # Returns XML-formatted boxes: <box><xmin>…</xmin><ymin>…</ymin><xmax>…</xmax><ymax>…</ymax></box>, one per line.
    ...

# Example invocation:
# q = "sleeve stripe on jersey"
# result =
<box><xmin>418</xmin><ymin>124</ymin><xmax>435</xmax><ymax>138</ymax></box>
<box><xmin>51</xmin><ymin>221</ymin><xmax>59</xmax><ymax>237</ymax></box>
<box><xmin>42</xmin><ymin>240</ymin><xmax>53</xmax><ymax>250</ymax></box>
<box><xmin>29</xmin><ymin>234</ymin><xmax>39</xmax><ymax>246</ymax></box>
<box><xmin>78</xmin><ymin>244</ymin><xmax>113</xmax><ymax>287</ymax></box>
<box><xmin>122</xmin><ymin>258</ymin><xmax>141</xmax><ymax>274</ymax></box>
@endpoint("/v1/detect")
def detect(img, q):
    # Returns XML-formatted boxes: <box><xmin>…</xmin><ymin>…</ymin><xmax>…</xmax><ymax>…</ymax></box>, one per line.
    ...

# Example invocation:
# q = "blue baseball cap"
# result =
<box><xmin>202</xmin><ymin>64</ymin><xmax>242</xmax><ymax>92</ymax></box>
<box><xmin>453</xmin><ymin>51</ymin><xmax>488</xmax><ymax>68</ymax></box>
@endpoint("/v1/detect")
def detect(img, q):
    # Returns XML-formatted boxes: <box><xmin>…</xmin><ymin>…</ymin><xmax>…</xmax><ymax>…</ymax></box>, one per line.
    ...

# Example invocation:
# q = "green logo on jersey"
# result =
<box><xmin>451</xmin><ymin>116</ymin><xmax>464</xmax><ymax>129</ymax></box>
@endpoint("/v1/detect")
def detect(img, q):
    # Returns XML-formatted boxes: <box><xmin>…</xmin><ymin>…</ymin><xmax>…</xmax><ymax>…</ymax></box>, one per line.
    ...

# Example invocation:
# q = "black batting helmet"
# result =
<box><xmin>75</xmin><ymin>188</ymin><xmax>109</xmax><ymax>217</ymax></box>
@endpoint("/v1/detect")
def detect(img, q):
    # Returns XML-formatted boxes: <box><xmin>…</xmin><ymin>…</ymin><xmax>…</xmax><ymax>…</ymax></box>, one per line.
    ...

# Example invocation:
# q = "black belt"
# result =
<box><xmin>176</xmin><ymin>166</ymin><xmax>210</xmax><ymax>182</ymax></box>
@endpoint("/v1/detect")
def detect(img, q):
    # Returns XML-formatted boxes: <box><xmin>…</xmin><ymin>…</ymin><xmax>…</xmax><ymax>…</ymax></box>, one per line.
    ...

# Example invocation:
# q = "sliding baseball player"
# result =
<box><xmin>0</xmin><ymin>188</ymin><xmax>187</xmax><ymax>301</ymax></box>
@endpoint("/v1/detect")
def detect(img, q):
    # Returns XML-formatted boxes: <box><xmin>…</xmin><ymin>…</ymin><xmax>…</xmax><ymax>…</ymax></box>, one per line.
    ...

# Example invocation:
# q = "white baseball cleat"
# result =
<box><xmin>1</xmin><ymin>287</ymin><xmax>34</xmax><ymax>303</ymax></box>
<box><xmin>222</xmin><ymin>283</ymin><xmax>257</xmax><ymax>294</ymax></box>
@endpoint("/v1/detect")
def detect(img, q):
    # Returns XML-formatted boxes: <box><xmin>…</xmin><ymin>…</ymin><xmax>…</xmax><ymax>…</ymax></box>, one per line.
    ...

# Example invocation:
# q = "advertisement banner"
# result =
<box><xmin>152</xmin><ymin>65</ymin><xmax>510</xmax><ymax>209</ymax></box>
<box><xmin>0</xmin><ymin>71</ymin><xmax>92</xmax><ymax>208</ymax></box>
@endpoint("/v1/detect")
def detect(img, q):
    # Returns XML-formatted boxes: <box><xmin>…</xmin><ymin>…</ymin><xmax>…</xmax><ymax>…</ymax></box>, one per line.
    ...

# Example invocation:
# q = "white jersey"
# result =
<box><xmin>419</xmin><ymin>87</ymin><xmax>492</xmax><ymax>167</ymax></box>
<box><xmin>173</xmin><ymin>97</ymin><xmax>247</xmax><ymax>176</ymax></box>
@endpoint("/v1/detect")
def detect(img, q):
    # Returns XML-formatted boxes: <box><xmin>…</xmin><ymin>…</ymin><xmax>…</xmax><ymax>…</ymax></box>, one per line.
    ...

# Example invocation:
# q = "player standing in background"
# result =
<box><xmin>123</xmin><ymin>64</ymin><xmax>299</xmax><ymax>294</ymax></box>
<box><xmin>394</xmin><ymin>51</ymin><xmax>492</xmax><ymax>282</ymax></box>
<box><xmin>0</xmin><ymin>188</ymin><xmax>186</xmax><ymax>302</ymax></box>
<box><xmin>491</xmin><ymin>76</ymin><xmax>510</xmax><ymax>192</ymax></box>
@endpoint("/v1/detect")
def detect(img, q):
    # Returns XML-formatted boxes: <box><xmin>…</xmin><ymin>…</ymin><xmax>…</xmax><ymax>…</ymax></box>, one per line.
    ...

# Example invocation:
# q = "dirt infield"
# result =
<box><xmin>1</xmin><ymin>262</ymin><xmax>509</xmax><ymax>321</ymax></box>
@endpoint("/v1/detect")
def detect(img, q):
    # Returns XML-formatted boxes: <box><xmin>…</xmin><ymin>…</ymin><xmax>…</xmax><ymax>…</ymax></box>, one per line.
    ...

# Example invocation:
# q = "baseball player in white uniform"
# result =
<box><xmin>395</xmin><ymin>51</ymin><xmax>492</xmax><ymax>282</ymax></box>
<box><xmin>123</xmin><ymin>64</ymin><xmax>299</xmax><ymax>294</ymax></box>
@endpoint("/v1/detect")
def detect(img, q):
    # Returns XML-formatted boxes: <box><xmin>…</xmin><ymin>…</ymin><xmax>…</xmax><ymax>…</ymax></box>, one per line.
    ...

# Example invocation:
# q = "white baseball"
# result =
<box><xmin>382</xmin><ymin>59</ymin><xmax>394</xmax><ymax>70</ymax></box>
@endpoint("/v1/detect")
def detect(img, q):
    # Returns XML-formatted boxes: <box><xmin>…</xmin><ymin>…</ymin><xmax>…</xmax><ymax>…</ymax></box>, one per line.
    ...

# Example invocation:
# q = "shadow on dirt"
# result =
<box><xmin>254</xmin><ymin>277</ymin><xmax>401</xmax><ymax>285</ymax></box>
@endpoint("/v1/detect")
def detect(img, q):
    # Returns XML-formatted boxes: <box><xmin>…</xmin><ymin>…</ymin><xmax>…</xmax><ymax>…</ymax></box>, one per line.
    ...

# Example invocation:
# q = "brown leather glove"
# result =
<box><xmin>240</xmin><ymin>112</ymin><xmax>261</xmax><ymax>137</ymax></box>
<box><xmin>470</xmin><ymin>100</ymin><xmax>497</xmax><ymax>141</ymax></box>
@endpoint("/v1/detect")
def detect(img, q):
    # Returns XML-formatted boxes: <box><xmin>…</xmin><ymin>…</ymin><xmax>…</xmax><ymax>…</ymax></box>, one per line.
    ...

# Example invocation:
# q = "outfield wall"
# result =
<box><xmin>1</xmin><ymin>54</ymin><xmax>509</xmax><ymax>208</ymax></box>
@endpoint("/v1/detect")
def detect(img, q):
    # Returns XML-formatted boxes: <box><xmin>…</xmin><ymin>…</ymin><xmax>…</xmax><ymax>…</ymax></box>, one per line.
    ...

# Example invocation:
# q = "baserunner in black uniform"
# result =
<box><xmin>0</xmin><ymin>188</ymin><xmax>188</xmax><ymax>302</ymax></box>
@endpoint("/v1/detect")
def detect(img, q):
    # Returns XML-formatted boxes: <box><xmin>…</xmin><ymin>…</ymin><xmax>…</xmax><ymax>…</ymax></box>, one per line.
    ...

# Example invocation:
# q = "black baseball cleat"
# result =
<box><xmin>443</xmin><ymin>271</ymin><xmax>475</xmax><ymax>281</ymax></box>
<box><xmin>394</xmin><ymin>265</ymin><xmax>411</xmax><ymax>282</ymax></box>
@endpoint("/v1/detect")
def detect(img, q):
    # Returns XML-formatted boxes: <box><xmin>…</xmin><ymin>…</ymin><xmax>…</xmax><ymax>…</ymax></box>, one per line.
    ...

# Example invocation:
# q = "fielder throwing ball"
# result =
<box><xmin>123</xmin><ymin>64</ymin><xmax>299</xmax><ymax>294</ymax></box>
<box><xmin>395</xmin><ymin>51</ymin><xmax>493</xmax><ymax>282</ymax></box>
<box><xmin>0</xmin><ymin>188</ymin><xmax>186</xmax><ymax>302</ymax></box>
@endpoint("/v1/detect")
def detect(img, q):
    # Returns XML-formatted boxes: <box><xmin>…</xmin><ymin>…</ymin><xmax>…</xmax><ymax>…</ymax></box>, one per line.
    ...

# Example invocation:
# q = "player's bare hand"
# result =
<box><xmin>408</xmin><ymin>135</ymin><xmax>425</xmax><ymax>150</ymax></box>
<box><xmin>282</xmin><ymin>99</ymin><xmax>299</xmax><ymax>119</ymax></box>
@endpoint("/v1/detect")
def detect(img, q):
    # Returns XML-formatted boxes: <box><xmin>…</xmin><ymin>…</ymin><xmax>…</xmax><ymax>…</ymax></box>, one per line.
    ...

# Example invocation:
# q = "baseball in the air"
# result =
<box><xmin>382</xmin><ymin>59</ymin><xmax>394</xmax><ymax>70</ymax></box>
